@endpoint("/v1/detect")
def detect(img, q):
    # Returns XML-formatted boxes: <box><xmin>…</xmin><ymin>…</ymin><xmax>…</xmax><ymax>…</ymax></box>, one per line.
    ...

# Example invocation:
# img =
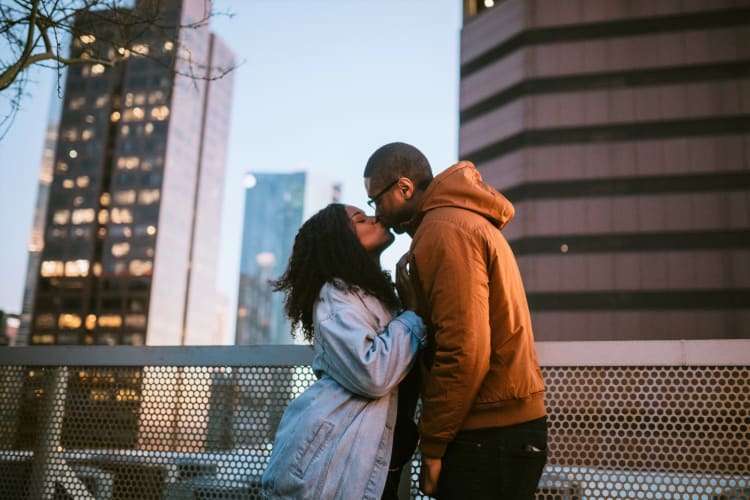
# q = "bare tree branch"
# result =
<box><xmin>0</xmin><ymin>0</ymin><xmax>236</xmax><ymax>142</ymax></box>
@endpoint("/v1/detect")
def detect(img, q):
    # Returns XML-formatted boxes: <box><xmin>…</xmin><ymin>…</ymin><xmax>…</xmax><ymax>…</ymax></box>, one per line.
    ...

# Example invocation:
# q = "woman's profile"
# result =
<box><xmin>261</xmin><ymin>203</ymin><xmax>426</xmax><ymax>499</ymax></box>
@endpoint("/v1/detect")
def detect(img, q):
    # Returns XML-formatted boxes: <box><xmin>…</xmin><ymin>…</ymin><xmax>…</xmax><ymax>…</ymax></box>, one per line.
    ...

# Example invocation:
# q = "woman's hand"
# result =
<box><xmin>396</xmin><ymin>252</ymin><xmax>417</xmax><ymax>312</ymax></box>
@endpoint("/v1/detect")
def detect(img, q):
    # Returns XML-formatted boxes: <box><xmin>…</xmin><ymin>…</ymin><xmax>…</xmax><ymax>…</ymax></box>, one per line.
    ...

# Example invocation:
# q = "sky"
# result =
<box><xmin>0</xmin><ymin>1</ymin><xmax>462</xmax><ymax>343</ymax></box>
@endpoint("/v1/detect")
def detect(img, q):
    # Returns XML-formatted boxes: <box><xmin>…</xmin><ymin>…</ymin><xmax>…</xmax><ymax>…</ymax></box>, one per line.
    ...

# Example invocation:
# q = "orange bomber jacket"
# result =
<box><xmin>406</xmin><ymin>161</ymin><xmax>547</xmax><ymax>459</ymax></box>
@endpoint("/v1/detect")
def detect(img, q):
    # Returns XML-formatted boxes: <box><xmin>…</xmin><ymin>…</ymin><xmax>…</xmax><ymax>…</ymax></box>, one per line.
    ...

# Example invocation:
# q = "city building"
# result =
<box><xmin>18</xmin><ymin>119</ymin><xmax>58</xmax><ymax>346</ymax></box>
<box><xmin>15</xmin><ymin>0</ymin><xmax>234</xmax><ymax>451</ymax></box>
<box><xmin>27</xmin><ymin>0</ymin><xmax>234</xmax><ymax>347</ymax></box>
<box><xmin>235</xmin><ymin>172</ymin><xmax>340</xmax><ymax>345</ymax></box>
<box><xmin>459</xmin><ymin>0</ymin><xmax>750</xmax><ymax>341</ymax></box>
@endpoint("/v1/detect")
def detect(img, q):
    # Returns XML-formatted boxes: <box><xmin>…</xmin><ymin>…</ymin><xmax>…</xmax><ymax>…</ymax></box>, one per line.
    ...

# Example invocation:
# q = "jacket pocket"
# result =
<box><xmin>290</xmin><ymin>420</ymin><xmax>335</xmax><ymax>480</ymax></box>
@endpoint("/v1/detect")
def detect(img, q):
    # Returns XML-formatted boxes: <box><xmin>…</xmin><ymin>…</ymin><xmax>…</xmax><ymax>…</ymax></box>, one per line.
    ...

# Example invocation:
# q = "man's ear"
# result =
<box><xmin>396</xmin><ymin>178</ymin><xmax>415</xmax><ymax>200</ymax></box>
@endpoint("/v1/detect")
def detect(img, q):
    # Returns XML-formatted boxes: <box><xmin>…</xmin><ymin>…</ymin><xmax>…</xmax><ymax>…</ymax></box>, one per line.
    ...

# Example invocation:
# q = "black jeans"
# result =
<box><xmin>435</xmin><ymin>417</ymin><xmax>548</xmax><ymax>500</ymax></box>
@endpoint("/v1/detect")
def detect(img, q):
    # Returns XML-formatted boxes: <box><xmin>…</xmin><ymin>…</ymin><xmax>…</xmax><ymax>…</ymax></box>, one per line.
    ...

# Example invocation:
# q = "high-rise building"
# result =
<box><xmin>28</xmin><ymin>0</ymin><xmax>234</xmax><ymax>347</ymax></box>
<box><xmin>459</xmin><ymin>0</ymin><xmax>749</xmax><ymax>340</ymax></box>
<box><xmin>235</xmin><ymin>172</ymin><xmax>340</xmax><ymax>345</ymax></box>
<box><xmin>18</xmin><ymin>119</ymin><xmax>58</xmax><ymax>346</ymax></box>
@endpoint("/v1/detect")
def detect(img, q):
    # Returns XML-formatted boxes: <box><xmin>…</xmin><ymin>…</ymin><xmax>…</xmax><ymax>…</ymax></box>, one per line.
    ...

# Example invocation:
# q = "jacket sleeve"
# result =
<box><xmin>316</xmin><ymin>286</ymin><xmax>427</xmax><ymax>399</ymax></box>
<box><xmin>413</xmin><ymin>219</ymin><xmax>491</xmax><ymax>458</ymax></box>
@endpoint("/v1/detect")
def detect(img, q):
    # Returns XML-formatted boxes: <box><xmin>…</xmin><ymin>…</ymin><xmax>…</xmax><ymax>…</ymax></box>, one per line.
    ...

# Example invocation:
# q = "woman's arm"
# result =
<box><xmin>316</xmin><ymin>285</ymin><xmax>426</xmax><ymax>399</ymax></box>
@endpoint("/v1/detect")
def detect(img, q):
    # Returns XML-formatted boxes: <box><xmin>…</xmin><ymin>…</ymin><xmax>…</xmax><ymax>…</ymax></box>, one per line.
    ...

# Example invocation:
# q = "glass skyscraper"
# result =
<box><xmin>27</xmin><ymin>0</ymin><xmax>234</xmax><ymax>347</ymax></box>
<box><xmin>235</xmin><ymin>172</ymin><xmax>340</xmax><ymax>345</ymax></box>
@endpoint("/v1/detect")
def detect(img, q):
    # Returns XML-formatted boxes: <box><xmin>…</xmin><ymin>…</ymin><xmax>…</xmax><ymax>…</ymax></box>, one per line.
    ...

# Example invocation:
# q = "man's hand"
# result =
<box><xmin>419</xmin><ymin>456</ymin><xmax>442</xmax><ymax>496</ymax></box>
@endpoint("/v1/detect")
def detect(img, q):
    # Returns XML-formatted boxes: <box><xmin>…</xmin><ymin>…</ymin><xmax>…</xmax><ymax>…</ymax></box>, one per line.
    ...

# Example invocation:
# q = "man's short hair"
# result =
<box><xmin>363</xmin><ymin>142</ymin><xmax>433</xmax><ymax>188</ymax></box>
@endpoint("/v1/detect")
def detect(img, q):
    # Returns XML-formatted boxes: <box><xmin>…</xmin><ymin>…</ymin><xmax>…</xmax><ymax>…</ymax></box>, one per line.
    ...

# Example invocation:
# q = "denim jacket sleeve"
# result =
<box><xmin>315</xmin><ymin>285</ymin><xmax>427</xmax><ymax>399</ymax></box>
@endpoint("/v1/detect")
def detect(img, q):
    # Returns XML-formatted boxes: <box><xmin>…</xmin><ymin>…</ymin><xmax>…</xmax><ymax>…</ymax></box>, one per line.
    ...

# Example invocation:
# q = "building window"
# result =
<box><xmin>64</xmin><ymin>259</ymin><xmax>90</xmax><ymax>277</ymax></box>
<box><xmin>138</xmin><ymin>189</ymin><xmax>160</xmax><ymax>205</ymax></box>
<box><xmin>111</xmin><ymin>242</ymin><xmax>130</xmax><ymax>257</ymax></box>
<box><xmin>110</xmin><ymin>208</ymin><xmax>133</xmax><ymax>224</ymax></box>
<box><xmin>114</xmin><ymin>190</ymin><xmax>136</xmax><ymax>205</ymax></box>
<box><xmin>71</xmin><ymin>208</ymin><xmax>95</xmax><ymax>224</ymax></box>
<box><xmin>40</xmin><ymin>260</ymin><xmax>64</xmax><ymax>277</ymax></box>
<box><xmin>129</xmin><ymin>260</ymin><xmax>153</xmax><ymax>276</ymax></box>
<box><xmin>98</xmin><ymin>315</ymin><xmax>122</xmax><ymax>328</ymax></box>
<box><xmin>58</xmin><ymin>313</ymin><xmax>82</xmax><ymax>329</ymax></box>
<box><xmin>53</xmin><ymin>210</ymin><xmax>70</xmax><ymax>225</ymax></box>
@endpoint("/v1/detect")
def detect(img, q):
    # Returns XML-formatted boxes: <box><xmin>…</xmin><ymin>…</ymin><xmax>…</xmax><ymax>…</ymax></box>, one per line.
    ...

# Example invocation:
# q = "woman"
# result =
<box><xmin>261</xmin><ymin>204</ymin><xmax>426</xmax><ymax>499</ymax></box>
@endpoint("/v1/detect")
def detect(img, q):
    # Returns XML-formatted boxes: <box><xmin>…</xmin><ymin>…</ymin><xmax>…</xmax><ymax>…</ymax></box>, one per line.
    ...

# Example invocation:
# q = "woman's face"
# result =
<box><xmin>345</xmin><ymin>205</ymin><xmax>395</xmax><ymax>256</ymax></box>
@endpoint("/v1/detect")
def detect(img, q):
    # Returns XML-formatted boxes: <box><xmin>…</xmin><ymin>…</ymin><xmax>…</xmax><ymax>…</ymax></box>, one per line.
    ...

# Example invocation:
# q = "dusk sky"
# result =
<box><xmin>0</xmin><ymin>1</ymin><xmax>462</xmax><ymax>342</ymax></box>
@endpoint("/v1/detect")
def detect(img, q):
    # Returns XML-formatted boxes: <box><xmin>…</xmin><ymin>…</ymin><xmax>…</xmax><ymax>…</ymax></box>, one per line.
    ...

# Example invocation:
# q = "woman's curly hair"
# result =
<box><xmin>272</xmin><ymin>203</ymin><xmax>400</xmax><ymax>343</ymax></box>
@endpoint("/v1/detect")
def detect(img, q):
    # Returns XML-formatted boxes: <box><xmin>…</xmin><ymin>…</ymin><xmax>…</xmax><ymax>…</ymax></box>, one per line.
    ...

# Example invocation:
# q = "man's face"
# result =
<box><xmin>364</xmin><ymin>177</ymin><xmax>409</xmax><ymax>233</ymax></box>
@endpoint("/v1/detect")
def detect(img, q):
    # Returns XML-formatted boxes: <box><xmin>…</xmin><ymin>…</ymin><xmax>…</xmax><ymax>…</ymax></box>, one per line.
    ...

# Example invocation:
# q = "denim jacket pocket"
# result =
<box><xmin>290</xmin><ymin>420</ymin><xmax>335</xmax><ymax>480</ymax></box>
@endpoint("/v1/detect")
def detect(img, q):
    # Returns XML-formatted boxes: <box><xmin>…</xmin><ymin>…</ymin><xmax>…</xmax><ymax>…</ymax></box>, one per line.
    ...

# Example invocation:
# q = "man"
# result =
<box><xmin>364</xmin><ymin>142</ymin><xmax>547</xmax><ymax>499</ymax></box>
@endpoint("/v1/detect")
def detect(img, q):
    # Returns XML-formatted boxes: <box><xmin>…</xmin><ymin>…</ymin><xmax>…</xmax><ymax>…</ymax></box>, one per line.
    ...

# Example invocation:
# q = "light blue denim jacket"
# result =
<box><xmin>261</xmin><ymin>281</ymin><xmax>426</xmax><ymax>499</ymax></box>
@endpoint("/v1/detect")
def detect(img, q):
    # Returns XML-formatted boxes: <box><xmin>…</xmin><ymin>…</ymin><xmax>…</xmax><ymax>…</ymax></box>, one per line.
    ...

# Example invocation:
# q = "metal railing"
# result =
<box><xmin>0</xmin><ymin>340</ymin><xmax>747</xmax><ymax>499</ymax></box>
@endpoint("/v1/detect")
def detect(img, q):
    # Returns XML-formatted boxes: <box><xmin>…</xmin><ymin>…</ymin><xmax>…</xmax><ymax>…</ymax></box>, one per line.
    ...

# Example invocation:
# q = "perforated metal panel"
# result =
<box><xmin>411</xmin><ymin>366</ymin><xmax>750</xmax><ymax>499</ymax></box>
<box><xmin>0</xmin><ymin>351</ymin><xmax>747</xmax><ymax>499</ymax></box>
<box><xmin>0</xmin><ymin>363</ymin><xmax>317</xmax><ymax>500</ymax></box>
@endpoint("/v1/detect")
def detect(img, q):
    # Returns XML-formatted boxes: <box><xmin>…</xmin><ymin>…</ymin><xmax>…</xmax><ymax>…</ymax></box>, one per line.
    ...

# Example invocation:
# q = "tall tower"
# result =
<box><xmin>459</xmin><ymin>0</ymin><xmax>750</xmax><ymax>340</ymax></box>
<box><xmin>235</xmin><ymin>172</ymin><xmax>340</xmax><ymax>345</ymax></box>
<box><xmin>28</xmin><ymin>0</ymin><xmax>234</xmax><ymax>347</ymax></box>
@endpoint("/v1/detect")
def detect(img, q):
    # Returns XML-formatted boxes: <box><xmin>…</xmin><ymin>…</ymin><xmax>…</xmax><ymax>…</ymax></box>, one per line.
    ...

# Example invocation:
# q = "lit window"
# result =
<box><xmin>146</xmin><ymin>225</ymin><xmax>156</xmax><ymax>236</ymax></box>
<box><xmin>131</xmin><ymin>43</ymin><xmax>149</xmax><ymax>56</ymax></box>
<box><xmin>35</xmin><ymin>314</ymin><xmax>56</xmax><ymax>328</ymax></box>
<box><xmin>114</xmin><ymin>190</ymin><xmax>136</xmax><ymax>204</ymax></box>
<box><xmin>85</xmin><ymin>115</ymin><xmax>95</xmax><ymax>124</ymax></box>
<box><xmin>150</xmin><ymin>106</ymin><xmax>170</xmax><ymax>121</ymax></box>
<box><xmin>79</xmin><ymin>34</ymin><xmax>96</xmax><ymax>44</ymax></box>
<box><xmin>40</xmin><ymin>260</ymin><xmax>64</xmax><ymax>277</ymax></box>
<box><xmin>117</xmin><ymin>157</ymin><xmax>139</xmax><ymax>169</ymax></box>
<box><xmin>110</xmin><ymin>111</ymin><xmax>121</xmax><ymax>122</ymax></box>
<box><xmin>124</xmin><ymin>314</ymin><xmax>146</xmax><ymax>328</ymax></box>
<box><xmin>91</xmin><ymin>64</ymin><xmax>105</xmax><ymax>75</ymax></box>
<box><xmin>117</xmin><ymin>47</ymin><xmax>130</xmax><ymax>58</ymax></box>
<box><xmin>58</xmin><ymin>313</ymin><xmax>82</xmax><ymax>329</ymax></box>
<box><xmin>93</xmin><ymin>263</ymin><xmax>102</xmax><ymax>276</ymax></box>
<box><xmin>62</xmin><ymin>179</ymin><xmax>75</xmax><ymax>189</ymax></box>
<box><xmin>129</xmin><ymin>260</ymin><xmax>153</xmax><ymax>276</ymax></box>
<box><xmin>98</xmin><ymin>209</ymin><xmax>108</xmax><ymax>224</ymax></box>
<box><xmin>148</xmin><ymin>90</ymin><xmax>165</xmax><ymax>104</ymax></box>
<box><xmin>138</xmin><ymin>189</ymin><xmax>160</xmax><ymax>205</ymax></box>
<box><xmin>76</xmin><ymin>176</ymin><xmax>90</xmax><ymax>188</ymax></box>
<box><xmin>95</xmin><ymin>96</ymin><xmax>109</xmax><ymax>108</ymax></box>
<box><xmin>64</xmin><ymin>259</ymin><xmax>89</xmax><ymax>277</ymax></box>
<box><xmin>85</xmin><ymin>314</ymin><xmax>97</xmax><ymax>330</ymax></box>
<box><xmin>32</xmin><ymin>334</ymin><xmax>55</xmax><ymax>344</ymax></box>
<box><xmin>100</xmin><ymin>193</ymin><xmax>111</xmax><ymax>206</ymax></box>
<box><xmin>69</xmin><ymin>150</ymin><xmax>78</xmax><ymax>159</ymax></box>
<box><xmin>121</xmin><ymin>125</ymin><xmax>130</xmax><ymax>136</ymax></box>
<box><xmin>144</xmin><ymin>122</ymin><xmax>154</xmax><ymax>134</ymax></box>
<box><xmin>71</xmin><ymin>208</ymin><xmax>95</xmax><ymax>224</ymax></box>
<box><xmin>56</xmin><ymin>162</ymin><xmax>69</xmax><ymax>172</ymax></box>
<box><xmin>110</xmin><ymin>208</ymin><xmax>133</xmax><ymax>224</ymax></box>
<box><xmin>53</xmin><ymin>210</ymin><xmax>70</xmax><ymax>225</ymax></box>
<box><xmin>81</xmin><ymin>129</ymin><xmax>93</xmax><ymax>141</ymax></box>
<box><xmin>134</xmin><ymin>93</ymin><xmax>146</xmax><ymax>105</ymax></box>
<box><xmin>98</xmin><ymin>315</ymin><xmax>122</xmax><ymax>328</ymax></box>
<box><xmin>122</xmin><ymin>107</ymin><xmax>144</xmax><ymax>122</ymax></box>
<box><xmin>163</xmin><ymin>41</ymin><xmax>174</xmax><ymax>52</ymax></box>
<box><xmin>69</xmin><ymin>97</ymin><xmax>86</xmax><ymax>110</ymax></box>
<box><xmin>111</xmin><ymin>242</ymin><xmax>130</xmax><ymax>257</ymax></box>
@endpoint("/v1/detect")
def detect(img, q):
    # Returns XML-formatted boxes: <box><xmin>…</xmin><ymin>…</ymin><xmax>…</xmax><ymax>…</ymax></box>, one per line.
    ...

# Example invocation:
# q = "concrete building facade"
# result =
<box><xmin>460</xmin><ymin>0</ymin><xmax>750</xmax><ymax>340</ymax></box>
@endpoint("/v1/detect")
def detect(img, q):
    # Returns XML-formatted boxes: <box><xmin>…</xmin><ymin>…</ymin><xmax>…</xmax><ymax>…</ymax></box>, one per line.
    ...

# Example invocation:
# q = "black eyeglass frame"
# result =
<box><xmin>367</xmin><ymin>179</ymin><xmax>400</xmax><ymax>208</ymax></box>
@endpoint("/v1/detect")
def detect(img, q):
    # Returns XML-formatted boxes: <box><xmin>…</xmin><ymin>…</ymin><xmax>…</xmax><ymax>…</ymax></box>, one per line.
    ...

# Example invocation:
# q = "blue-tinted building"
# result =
<box><xmin>235</xmin><ymin>172</ymin><xmax>339</xmax><ymax>345</ymax></box>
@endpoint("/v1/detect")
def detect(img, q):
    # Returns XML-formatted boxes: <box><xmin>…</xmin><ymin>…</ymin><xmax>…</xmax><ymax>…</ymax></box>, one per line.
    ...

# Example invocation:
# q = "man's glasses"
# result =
<box><xmin>367</xmin><ymin>179</ymin><xmax>399</xmax><ymax>208</ymax></box>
